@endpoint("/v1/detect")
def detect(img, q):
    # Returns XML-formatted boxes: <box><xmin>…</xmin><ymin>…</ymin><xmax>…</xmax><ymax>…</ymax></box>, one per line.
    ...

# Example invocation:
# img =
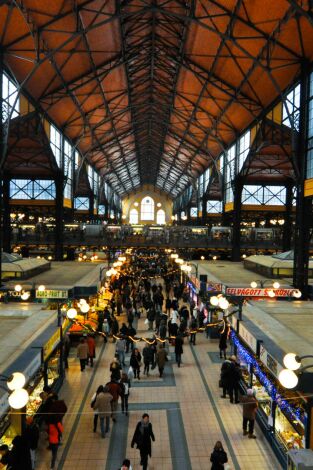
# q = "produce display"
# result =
<box><xmin>275</xmin><ymin>408</ymin><xmax>305</xmax><ymax>450</ymax></box>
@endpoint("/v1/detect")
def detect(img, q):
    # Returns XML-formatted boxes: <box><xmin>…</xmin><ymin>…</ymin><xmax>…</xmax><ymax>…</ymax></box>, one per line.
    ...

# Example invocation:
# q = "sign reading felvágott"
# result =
<box><xmin>36</xmin><ymin>289</ymin><xmax>68</xmax><ymax>299</ymax></box>
<box><xmin>225</xmin><ymin>287</ymin><xmax>297</xmax><ymax>297</ymax></box>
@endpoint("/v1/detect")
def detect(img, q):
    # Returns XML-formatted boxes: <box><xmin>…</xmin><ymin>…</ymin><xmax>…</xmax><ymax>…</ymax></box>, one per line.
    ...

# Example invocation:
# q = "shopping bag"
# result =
<box><xmin>128</xmin><ymin>366</ymin><xmax>135</xmax><ymax>380</ymax></box>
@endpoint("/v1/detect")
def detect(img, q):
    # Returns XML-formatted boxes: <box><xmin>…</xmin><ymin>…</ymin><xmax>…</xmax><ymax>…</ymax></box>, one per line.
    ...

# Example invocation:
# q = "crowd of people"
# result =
<box><xmin>0</xmin><ymin>252</ymin><xmax>261</xmax><ymax>470</ymax></box>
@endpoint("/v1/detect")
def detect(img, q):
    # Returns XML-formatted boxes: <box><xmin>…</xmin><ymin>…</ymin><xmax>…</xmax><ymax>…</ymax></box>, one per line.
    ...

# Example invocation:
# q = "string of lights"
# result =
<box><xmin>230</xmin><ymin>330</ymin><xmax>303</xmax><ymax>423</ymax></box>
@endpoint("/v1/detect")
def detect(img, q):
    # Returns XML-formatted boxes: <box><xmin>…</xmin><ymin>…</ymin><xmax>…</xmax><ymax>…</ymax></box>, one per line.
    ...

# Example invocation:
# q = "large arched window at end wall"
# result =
<box><xmin>141</xmin><ymin>196</ymin><xmax>154</xmax><ymax>221</ymax></box>
<box><xmin>156</xmin><ymin>209</ymin><xmax>166</xmax><ymax>225</ymax></box>
<box><xmin>129</xmin><ymin>208</ymin><xmax>138</xmax><ymax>224</ymax></box>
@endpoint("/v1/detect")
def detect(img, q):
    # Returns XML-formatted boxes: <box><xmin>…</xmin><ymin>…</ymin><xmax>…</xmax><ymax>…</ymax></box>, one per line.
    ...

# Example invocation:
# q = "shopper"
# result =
<box><xmin>102</xmin><ymin>318</ymin><xmax>110</xmax><ymax>342</ymax></box>
<box><xmin>155</xmin><ymin>344</ymin><xmax>167</xmax><ymax>378</ymax></box>
<box><xmin>93</xmin><ymin>386</ymin><xmax>112</xmax><ymax>438</ymax></box>
<box><xmin>220</xmin><ymin>359</ymin><xmax>232</xmax><ymax>399</ymax></box>
<box><xmin>110</xmin><ymin>357</ymin><xmax>122</xmax><ymax>381</ymax></box>
<box><xmin>210</xmin><ymin>441</ymin><xmax>228</xmax><ymax>469</ymax></box>
<box><xmin>77</xmin><ymin>337</ymin><xmax>88</xmax><ymax>371</ymax></box>
<box><xmin>48</xmin><ymin>421</ymin><xmax>64</xmax><ymax>469</ymax></box>
<box><xmin>143</xmin><ymin>344</ymin><xmax>154</xmax><ymax>376</ymax></box>
<box><xmin>91</xmin><ymin>385</ymin><xmax>104</xmax><ymax>432</ymax></box>
<box><xmin>130</xmin><ymin>348</ymin><xmax>142</xmax><ymax>379</ymax></box>
<box><xmin>120</xmin><ymin>372</ymin><xmax>131</xmax><ymax>416</ymax></box>
<box><xmin>218</xmin><ymin>323</ymin><xmax>230</xmax><ymax>359</ymax></box>
<box><xmin>131</xmin><ymin>413</ymin><xmax>155</xmax><ymax>470</ymax></box>
<box><xmin>120</xmin><ymin>458</ymin><xmax>133</xmax><ymax>470</ymax></box>
<box><xmin>241</xmin><ymin>388</ymin><xmax>258</xmax><ymax>438</ymax></box>
<box><xmin>228</xmin><ymin>355</ymin><xmax>242</xmax><ymax>404</ymax></box>
<box><xmin>175</xmin><ymin>333</ymin><xmax>184</xmax><ymax>367</ymax></box>
<box><xmin>23</xmin><ymin>416</ymin><xmax>39</xmax><ymax>470</ymax></box>
<box><xmin>1</xmin><ymin>436</ymin><xmax>32</xmax><ymax>470</ymax></box>
<box><xmin>87</xmin><ymin>334</ymin><xmax>96</xmax><ymax>367</ymax></box>
<box><xmin>106</xmin><ymin>379</ymin><xmax>123</xmax><ymax>422</ymax></box>
<box><xmin>189</xmin><ymin>316</ymin><xmax>197</xmax><ymax>345</ymax></box>
<box><xmin>115</xmin><ymin>337</ymin><xmax>126</xmax><ymax>366</ymax></box>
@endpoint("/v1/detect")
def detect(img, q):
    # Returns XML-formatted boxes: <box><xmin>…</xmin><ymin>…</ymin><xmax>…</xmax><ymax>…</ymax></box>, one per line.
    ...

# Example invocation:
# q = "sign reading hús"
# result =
<box><xmin>225</xmin><ymin>287</ymin><xmax>297</xmax><ymax>297</ymax></box>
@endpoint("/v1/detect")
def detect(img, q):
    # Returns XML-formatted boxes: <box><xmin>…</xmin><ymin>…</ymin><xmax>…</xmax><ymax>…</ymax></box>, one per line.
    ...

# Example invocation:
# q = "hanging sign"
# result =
<box><xmin>259</xmin><ymin>344</ymin><xmax>284</xmax><ymax>379</ymax></box>
<box><xmin>207</xmin><ymin>282</ymin><xmax>223</xmax><ymax>292</ymax></box>
<box><xmin>225</xmin><ymin>287</ymin><xmax>296</xmax><ymax>298</ymax></box>
<box><xmin>188</xmin><ymin>276</ymin><xmax>201</xmax><ymax>291</ymax></box>
<box><xmin>36</xmin><ymin>289</ymin><xmax>68</xmax><ymax>299</ymax></box>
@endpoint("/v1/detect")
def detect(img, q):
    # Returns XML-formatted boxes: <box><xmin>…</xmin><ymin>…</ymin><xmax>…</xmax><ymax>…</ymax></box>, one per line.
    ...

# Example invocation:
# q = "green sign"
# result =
<box><xmin>36</xmin><ymin>289</ymin><xmax>68</xmax><ymax>299</ymax></box>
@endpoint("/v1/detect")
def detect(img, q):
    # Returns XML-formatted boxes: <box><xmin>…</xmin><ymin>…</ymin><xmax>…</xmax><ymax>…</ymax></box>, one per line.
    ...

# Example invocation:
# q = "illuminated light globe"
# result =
<box><xmin>67</xmin><ymin>308</ymin><xmax>78</xmax><ymax>319</ymax></box>
<box><xmin>273</xmin><ymin>281</ymin><xmax>280</xmax><ymax>289</ymax></box>
<box><xmin>268</xmin><ymin>290</ymin><xmax>276</xmax><ymax>298</ymax></box>
<box><xmin>110</xmin><ymin>268</ymin><xmax>118</xmax><ymax>275</ymax></box>
<box><xmin>79</xmin><ymin>298</ymin><xmax>87</xmax><ymax>305</ymax></box>
<box><xmin>80</xmin><ymin>303</ymin><xmax>90</xmax><ymax>314</ymax></box>
<box><xmin>213</xmin><ymin>256</ymin><xmax>217</xmax><ymax>260</ymax></box>
<box><xmin>219</xmin><ymin>297</ymin><xmax>229</xmax><ymax>310</ymax></box>
<box><xmin>21</xmin><ymin>292</ymin><xmax>30</xmax><ymax>301</ymax></box>
<box><xmin>292</xmin><ymin>290</ymin><xmax>302</xmax><ymax>299</ymax></box>
<box><xmin>37</xmin><ymin>285</ymin><xmax>45</xmax><ymax>292</ymax></box>
<box><xmin>8</xmin><ymin>389</ymin><xmax>29</xmax><ymax>409</ymax></box>
<box><xmin>106</xmin><ymin>269</ymin><xmax>112</xmax><ymax>277</ymax></box>
<box><xmin>7</xmin><ymin>372</ymin><xmax>26</xmax><ymax>391</ymax></box>
<box><xmin>14</xmin><ymin>284</ymin><xmax>22</xmax><ymax>293</ymax></box>
<box><xmin>278</xmin><ymin>369</ymin><xmax>298</xmax><ymax>389</ymax></box>
<box><xmin>283</xmin><ymin>353</ymin><xmax>301</xmax><ymax>371</ymax></box>
<box><xmin>210</xmin><ymin>296</ymin><xmax>219</xmax><ymax>307</ymax></box>
<box><xmin>175</xmin><ymin>258</ymin><xmax>184</xmax><ymax>265</ymax></box>
<box><xmin>184</xmin><ymin>265</ymin><xmax>192</xmax><ymax>273</ymax></box>
<box><xmin>250</xmin><ymin>281</ymin><xmax>258</xmax><ymax>289</ymax></box>
<box><xmin>170</xmin><ymin>253</ymin><xmax>178</xmax><ymax>259</ymax></box>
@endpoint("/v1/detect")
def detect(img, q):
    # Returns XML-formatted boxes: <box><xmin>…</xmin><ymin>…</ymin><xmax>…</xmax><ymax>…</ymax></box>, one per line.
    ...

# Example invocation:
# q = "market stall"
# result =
<box><xmin>231</xmin><ymin>321</ymin><xmax>309</xmax><ymax>467</ymax></box>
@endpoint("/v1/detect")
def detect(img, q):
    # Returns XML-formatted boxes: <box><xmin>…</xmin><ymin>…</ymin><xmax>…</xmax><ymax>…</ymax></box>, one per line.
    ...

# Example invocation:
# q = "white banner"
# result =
<box><xmin>225</xmin><ymin>287</ymin><xmax>296</xmax><ymax>297</ymax></box>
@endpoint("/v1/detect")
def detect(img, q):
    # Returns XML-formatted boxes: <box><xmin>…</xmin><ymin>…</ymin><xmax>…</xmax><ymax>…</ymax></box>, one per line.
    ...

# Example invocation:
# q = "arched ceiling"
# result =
<box><xmin>1</xmin><ymin>0</ymin><xmax>312</xmax><ymax>197</ymax></box>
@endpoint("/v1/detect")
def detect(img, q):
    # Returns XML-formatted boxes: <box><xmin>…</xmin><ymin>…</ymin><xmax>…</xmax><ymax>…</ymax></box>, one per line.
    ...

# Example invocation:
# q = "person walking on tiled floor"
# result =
<box><xmin>76</xmin><ymin>337</ymin><xmax>88</xmax><ymax>371</ymax></box>
<box><xmin>131</xmin><ymin>413</ymin><xmax>155</xmax><ymax>470</ymax></box>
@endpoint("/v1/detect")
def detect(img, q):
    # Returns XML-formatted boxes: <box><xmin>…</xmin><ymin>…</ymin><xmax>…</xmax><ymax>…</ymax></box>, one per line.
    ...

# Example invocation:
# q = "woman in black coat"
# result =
<box><xmin>131</xmin><ymin>413</ymin><xmax>155</xmax><ymax>470</ymax></box>
<box><xmin>218</xmin><ymin>322</ymin><xmax>230</xmax><ymax>359</ymax></box>
<box><xmin>130</xmin><ymin>348</ymin><xmax>142</xmax><ymax>379</ymax></box>
<box><xmin>210</xmin><ymin>441</ymin><xmax>228</xmax><ymax>470</ymax></box>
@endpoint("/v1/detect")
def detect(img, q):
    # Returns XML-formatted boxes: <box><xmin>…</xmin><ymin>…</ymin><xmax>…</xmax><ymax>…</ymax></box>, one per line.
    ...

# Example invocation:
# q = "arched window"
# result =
<box><xmin>156</xmin><ymin>209</ymin><xmax>166</xmax><ymax>225</ymax></box>
<box><xmin>129</xmin><ymin>208</ymin><xmax>138</xmax><ymax>224</ymax></box>
<box><xmin>141</xmin><ymin>196</ymin><xmax>154</xmax><ymax>221</ymax></box>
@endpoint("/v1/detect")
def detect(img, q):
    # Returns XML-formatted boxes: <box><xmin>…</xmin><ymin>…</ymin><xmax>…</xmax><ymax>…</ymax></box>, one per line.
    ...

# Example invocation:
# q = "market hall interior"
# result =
<box><xmin>0</xmin><ymin>0</ymin><xmax>313</xmax><ymax>469</ymax></box>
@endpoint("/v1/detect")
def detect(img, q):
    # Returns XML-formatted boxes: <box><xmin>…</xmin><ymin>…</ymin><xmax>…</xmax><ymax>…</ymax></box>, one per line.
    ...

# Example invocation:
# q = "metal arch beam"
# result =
<box><xmin>160</xmin><ymin>0</ymin><xmax>244</xmax><ymax>192</ymax></box>
<box><xmin>286</xmin><ymin>0</ymin><xmax>313</xmax><ymax>27</ymax></box>
<box><xmin>163</xmin><ymin>3</ymin><xmax>298</xmax><ymax>195</ymax></box>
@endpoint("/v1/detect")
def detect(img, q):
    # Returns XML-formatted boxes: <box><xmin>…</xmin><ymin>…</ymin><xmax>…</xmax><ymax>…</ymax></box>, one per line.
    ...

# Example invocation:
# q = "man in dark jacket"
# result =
<box><xmin>175</xmin><ymin>333</ymin><xmax>184</xmax><ymax>367</ymax></box>
<box><xmin>228</xmin><ymin>355</ymin><xmax>242</xmax><ymax>404</ymax></box>
<box><xmin>131</xmin><ymin>413</ymin><xmax>155</xmax><ymax>470</ymax></box>
<box><xmin>220</xmin><ymin>359</ymin><xmax>232</xmax><ymax>399</ymax></box>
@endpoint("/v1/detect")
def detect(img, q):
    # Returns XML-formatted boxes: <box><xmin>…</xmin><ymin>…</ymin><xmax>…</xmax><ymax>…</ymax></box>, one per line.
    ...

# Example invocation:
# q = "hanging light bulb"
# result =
<box><xmin>273</xmin><ymin>281</ymin><xmax>280</xmax><ymax>289</ymax></box>
<box><xmin>267</xmin><ymin>290</ymin><xmax>275</xmax><ymax>298</ymax></box>
<box><xmin>278</xmin><ymin>369</ymin><xmax>298</xmax><ymax>389</ymax></box>
<box><xmin>250</xmin><ymin>281</ymin><xmax>258</xmax><ymax>289</ymax></box>
<box><xmin>7</xmin><ymin>372</ymin><xmax>26</xmax><ymax>391</ymax></box>
<box><xmin>21</xmin><ymin>292</ymin><xmax>30</xmax><ymax>301</ymax></box>
<box><xmin>79</xmin><ymin>298</ymin><xmax>87</xmax><ymax>305</ymax></box>
<box><xmin>219</xmin><ymin>297</ymin><xmax>229</xmax><ymax>310</ymax></box>
<box><xmin>14</xmin><ymin>284</ymin><xmax>22</xmax><ymax>293</ymax></box>
<box><xmin>292</xmin><ymin>290</ymin><xmax>302</xmax><ymax>299</ymax></box>
<box><xmin>106</xmin><ymin>269</ymin><xmax>112</xmax><ymax>277</ymax></box>
<box><xmin>37</xmin><ymin>285</ymin><xmax>46</xmax><ymax>292</ymax></box>
<box><xmin>80</xmin><ymin>303</ymin><xmax>90</xmax><ymax>314</ymax></box>
<box><xmin>67</xmin><ymin>308</ymin><xmax>77</xmax><ymax>319</ymax></box>
<box><xmin>210</xmin><ymin>296</ymin><xmax>219</xmax><ymax>306</ymax></box>
<box><xmin>283</xmin><ymin>353</ymin><xmax>301</xmax><ymax>371</ymax></box>
<box><xmin>8</xmin><ymin>389</ymin><xmax>29</xmax><ymax>409</ymax></box>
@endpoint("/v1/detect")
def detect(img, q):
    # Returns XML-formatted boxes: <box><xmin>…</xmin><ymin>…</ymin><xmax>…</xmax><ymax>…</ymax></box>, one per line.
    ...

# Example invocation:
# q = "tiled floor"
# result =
<box><xmin>35</xmin><ymin>313</ymin><xmax>282</xmax><ymax>470</ymax></box>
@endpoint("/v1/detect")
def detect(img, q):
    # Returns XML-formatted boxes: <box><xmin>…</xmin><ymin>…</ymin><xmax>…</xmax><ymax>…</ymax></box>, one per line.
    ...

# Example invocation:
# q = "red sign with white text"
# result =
<box><xmin>225</xmin><ymin>287</ymin><xmax>296</xmax><ymax>297</ymax></box>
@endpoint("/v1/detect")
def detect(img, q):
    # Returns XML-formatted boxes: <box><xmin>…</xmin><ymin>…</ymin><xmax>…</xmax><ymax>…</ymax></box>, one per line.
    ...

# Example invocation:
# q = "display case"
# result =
<box><xmin>251</xmin><ymin>373</ymin><xmax>272</xmax><ymax>420</ymax></box>
<box><xmin>275</xmin><ymin>406</ymin><xmax>305</xmax><ymax>450</ymax></box>
<box><xmin>0</xmin><ymin>412</ymin><xmax>21</xmax><ymax>449</ymax></box>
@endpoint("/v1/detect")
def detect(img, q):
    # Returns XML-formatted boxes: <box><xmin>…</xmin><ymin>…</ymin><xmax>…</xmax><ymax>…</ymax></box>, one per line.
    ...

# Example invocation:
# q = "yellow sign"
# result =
<box><xmin>36</xmin><ymin>290</ymin><xmax>68</xmax><ymax>299</ymax></box>
<box><xmin>43</xmin><ymin>329</ymin><xmax>60</xmax><ymax>361</ymax></box>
